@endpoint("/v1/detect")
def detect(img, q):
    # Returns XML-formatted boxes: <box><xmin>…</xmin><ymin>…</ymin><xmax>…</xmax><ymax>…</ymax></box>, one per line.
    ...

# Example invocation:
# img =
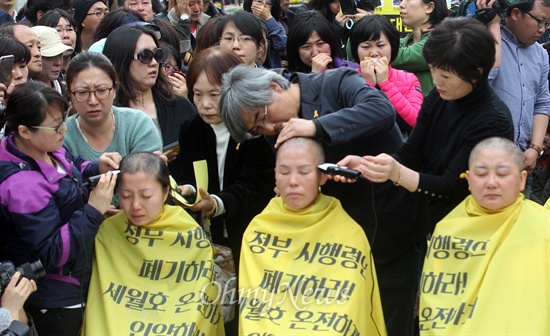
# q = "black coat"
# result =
<box><xmin>176</xmin><ymin>114</ymin><xmax>275</xmax><ymax>264</ymax></box>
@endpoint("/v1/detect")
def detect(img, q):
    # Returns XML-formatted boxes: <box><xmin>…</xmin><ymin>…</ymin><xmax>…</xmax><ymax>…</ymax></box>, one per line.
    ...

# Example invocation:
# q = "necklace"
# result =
<box><xmin>75</xmin><ymin>110</ymin><xmax>115</xmax><ymax>144</ymax></box>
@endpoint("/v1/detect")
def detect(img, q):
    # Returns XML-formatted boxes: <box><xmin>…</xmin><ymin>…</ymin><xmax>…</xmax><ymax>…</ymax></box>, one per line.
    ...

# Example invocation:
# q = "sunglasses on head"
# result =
<box><xmin>133</xmin><ymin>48</ymin><xmax>164</xmax><ymax>64</ymax></box>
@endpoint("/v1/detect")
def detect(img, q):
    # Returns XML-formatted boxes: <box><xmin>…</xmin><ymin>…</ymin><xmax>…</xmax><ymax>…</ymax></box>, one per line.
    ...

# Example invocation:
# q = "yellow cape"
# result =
<box><xmin>83</xmin><ymin>205</ymin><xmax>225</xmax><ymax>336</ymax></box>
<box><xmin>420</xmin><ymin>194</ymin><xmax>550</xmax><ymax>334</ymax></box>
<box><xmin>239</xmin><ymin>194</ymin><xmax>386</xmax><ymax>335</ymax></box>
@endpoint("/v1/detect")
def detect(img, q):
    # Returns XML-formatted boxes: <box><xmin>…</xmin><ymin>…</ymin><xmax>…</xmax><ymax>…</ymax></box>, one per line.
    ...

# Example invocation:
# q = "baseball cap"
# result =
<box><xmin>30</xmin><ymin>26</ymin><xmax>74</xmax><ymax>57</ymax></box>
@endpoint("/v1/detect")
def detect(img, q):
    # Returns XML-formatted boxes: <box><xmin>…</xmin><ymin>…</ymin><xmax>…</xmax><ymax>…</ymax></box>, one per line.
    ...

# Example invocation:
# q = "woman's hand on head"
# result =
<box><xmin>98</xmin><ymin>152</ymin><xmax>121</xmax><ymax>173</ymax></box>
<box><xmin>311</xmin><ymin>53</ymin><xmax>332</xmax><ymax>73</ymax></box>
<box><xmin>88</xmin><ymin>171</ymin><xmax>117</xmax><ymax>215</ymax></box>
<box><xmin>274</xmin><ymin>118</ymin><xmax>316</xmax><ymax>148</ymax></box>
<box><xmin>163</xmin><ymin>149</ymin><xmax>178</xmax><ymax>162</ymax></box>
<box><xmin>168</xmin><ymin>72</ymin><xmax>188</xmax><ymax>97</ymax></box>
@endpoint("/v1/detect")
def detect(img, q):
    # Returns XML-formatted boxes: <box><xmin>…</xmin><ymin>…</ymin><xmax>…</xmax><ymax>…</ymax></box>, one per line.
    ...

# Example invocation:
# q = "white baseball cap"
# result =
<box><xmin>31</xmin><ymin>26</ymin><xmax>74</xmax><ymax>57</ymax></box>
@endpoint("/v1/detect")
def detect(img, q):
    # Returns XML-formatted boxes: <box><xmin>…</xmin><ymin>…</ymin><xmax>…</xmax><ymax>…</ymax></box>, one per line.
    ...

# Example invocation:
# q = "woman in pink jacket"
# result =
<box><xmin>350</xmin><ymin>15</ymin><xmax>423</xmax><ymax>137</ymax></box>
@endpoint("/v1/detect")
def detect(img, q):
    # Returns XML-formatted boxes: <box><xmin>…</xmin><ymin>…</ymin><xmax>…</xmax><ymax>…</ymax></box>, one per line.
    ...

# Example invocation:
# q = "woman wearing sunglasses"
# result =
<box><xmin>103</xmin><ymin>25</ymin><xmax>196</xmax><ymax>168</ymax></box>
<box><xmin>0</xmin><ymin>81</ymin><xmax>119</xmax><ymax>336</ymax></box>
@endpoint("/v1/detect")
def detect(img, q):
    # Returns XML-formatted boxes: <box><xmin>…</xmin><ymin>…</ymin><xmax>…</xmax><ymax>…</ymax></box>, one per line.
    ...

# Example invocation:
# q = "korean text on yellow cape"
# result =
<box><xmin>82</xmin><ymin>205</ymin><xmax>225</xmax><ymax>336</ymax></box>
<box><xmin>420</xmin><ymin>194</ymin><xmax>550</xmax><ymax>334</ymax></box>
<box><xmin>239</xmin><ymin>194</ymin><xmax>386</xmax><ymax>335</ymax></box>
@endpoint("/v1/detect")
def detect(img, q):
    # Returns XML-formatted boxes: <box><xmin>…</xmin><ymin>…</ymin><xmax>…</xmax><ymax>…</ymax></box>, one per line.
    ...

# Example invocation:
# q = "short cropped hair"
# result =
<box><xmin>505</xmin><ymin>0</ymin><xmax>550</xmax><ymax>17</ymax></box>
<box><xmin>220</xmin><ymin>64</ymin><xmax>290</xmax><ymax>142</ymax></box>
<box><xmin>187</xmin><ymin>47</ymin><xmax>242</xmax><ymax>101</ymax></box>
<box><xmin>118</xmin><ymin>152</ymin><xmax>172</xmax><ymax>203</ymax></box>
<box><xmin>287</xmin><ymin>11</ymin><xmax>339</xmax><ymax>72</ymax></box>
<box><xmin>423</xmin><ymin>17</ymin><xmax>496</xmax><ymax>86</ymax></box>
<box><xmin>277</xmin><ymin>137</ymin><xmax>325</xmax><ymax>166</ymax></box>
<box><xmin>469</xmin><ymin>137</ymin><xmax>524</xmax><ymax>172</ymax></box>
<box><xmin>349</xmin><ymin>15</ymin><xmax>400</xmax><ymax>64</ymax></box>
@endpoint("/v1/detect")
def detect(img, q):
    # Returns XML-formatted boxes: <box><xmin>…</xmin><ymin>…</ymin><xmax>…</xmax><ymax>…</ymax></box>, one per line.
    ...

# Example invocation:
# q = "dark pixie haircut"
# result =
<box><xmin>243</xmin><ymin>0</ymin><xmax>281</xmax><ymax>25</ymax></box>
<box><xmin>37</xmin><ymin>9</ymin><xmax>79</xmax><ymax>54</ymax></box>
<box><xmin>187</xmin><ymin>47</ymin><xmax>243</xmax><ymax>101</ymax></box>
<box><xmin>150</xmin><ymin>18</ymin><xmax>180</xmax><ymax>54</ymax></box>
<box><xmin>23</xmin><ymin>0</ymin><xmax>73</xmax><ymax>25</ymax></box>
<box><xmin>219</xmin><ymin>11</ymin><xmax>265</xmax><ymax>49</ymax></box>
<box><xmin>65</xmin><ymin>52</ymin><xmax>119</xmax><ymax>92</ymax></box>
<box><xmin>2</xmin><ymin>81</ymin><xmax>68</xmax><ymax>135</ymax></box>
<box><xmin>194</xmin><ymin>16</ymin><xmax>224</xmax><ymax>55</ymax></box>
<box><xmin>350</xmin><ymin>15</ymin><xmax>400</xmax><ymax>64</ymax></box>
<box><xmin>423</xmin><ymin>17</ymin><xmax>496</xmax><ymax>86</ymax></box>
<box><xmin>426</xmin><ymin>0</ymin><xmax>448</xmax><ymax>27</ymax></box>
<box><xmin>287</xmin><ymin>11</ymin><xmax>339</xmax><ymax>72</ymax></box>
<box><xmin>93</xmin><ymin>8</ymin><xmax>144</xmax><ymax>43</ymax></box>
<box><xmin>118</xmin><ymin>152</ymin><xmax>172</xmax><ymax>203</ymax></box>
<box><xmin>307</xmin><ymin>0</ymin><xmax>337</xmax><ymax>21</ymax></box>
<box><xmin>103</xmin><ymin>25</ymin><xmax>174</xmax><ymax>107</ymax></box>
<box><xmin>0</xmin><ymin>36</ymin><xmax>31</xmax><ymax>65</ymax></box>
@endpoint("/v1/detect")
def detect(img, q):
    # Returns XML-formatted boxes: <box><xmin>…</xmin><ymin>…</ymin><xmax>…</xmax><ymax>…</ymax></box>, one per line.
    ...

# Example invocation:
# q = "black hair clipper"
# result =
<box><xmin>317</xmin><ymin>163</ymin><xmax>363</xmax><ymax>180</ymax></box>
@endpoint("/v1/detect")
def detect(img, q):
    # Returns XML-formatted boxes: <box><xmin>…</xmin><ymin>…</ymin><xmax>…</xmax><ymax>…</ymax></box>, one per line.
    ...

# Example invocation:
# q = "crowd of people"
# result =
<box><xmin>0</xmin><ymin>0</ymin><xmax>548</xmax><ymax>335</ymax></box>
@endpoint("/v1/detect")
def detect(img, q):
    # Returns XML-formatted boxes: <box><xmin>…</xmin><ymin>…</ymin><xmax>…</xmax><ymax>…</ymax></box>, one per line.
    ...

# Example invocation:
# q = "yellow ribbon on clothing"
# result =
<box><xmin>420</xmin><ymin>194</ymin><xmax>550</xmax><ymax>334</ymax></box>
<box><xmin>239</xmin><ymin>194</ymin><xmax>386</xmax><ymax>335</ymax></box>
<box><xmin>82</xmin><ymin>205</ymin><xmax>225</xmax><ymax>336</ymax></box>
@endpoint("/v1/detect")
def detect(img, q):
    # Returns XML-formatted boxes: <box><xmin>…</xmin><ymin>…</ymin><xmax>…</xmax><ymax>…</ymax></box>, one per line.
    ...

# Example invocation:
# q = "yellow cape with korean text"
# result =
<box><xmin>420</xmin><ymin>194</ymin><xmax>550</xmax><ymax>334</ymax></box>
<box><xmin>82</xmin><ymin>205</ymin><xmax>225</xmax><ymax>336</ymax></box>
<box><xmin>239</xmin><ymin>194</ymin><xmax>386</xmax><ymax>335</ymax></box>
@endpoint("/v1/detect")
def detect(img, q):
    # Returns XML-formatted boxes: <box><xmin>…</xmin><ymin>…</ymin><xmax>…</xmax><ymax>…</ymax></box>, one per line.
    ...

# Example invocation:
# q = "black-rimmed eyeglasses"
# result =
<box><xmin>133</xmin><ymin>48</ymin><xmax>164</xmax><ymax>64</ymax></box>
<box><xmin>71</xmin><ymin>87</ymin><xmax>114</xmax><ymax>102</ymax></box>
<box><xmin>521</xmin><ymin>10</ymin><xmax>550</xmax><ymax>30</ymax></box>
<box><xmin>248</xmin><ymin>105</ymin><xmax>268</xmax><ymax>138</ymax></box>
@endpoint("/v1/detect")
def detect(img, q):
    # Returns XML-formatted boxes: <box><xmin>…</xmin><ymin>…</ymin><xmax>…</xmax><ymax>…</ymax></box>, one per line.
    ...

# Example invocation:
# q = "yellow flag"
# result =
<box><xmin>83</xmin><ymin>205</ymin><xmax>225</xmax><ymax>336</ymax></box>
<box><xmin>239</xmin><ymin>194</ymin><xmax>386</xmax><ymax>335</ymax></box>
<box><xmin>420</xmin><ymin>194</ymin><xmax>550</xmax><ymax>334</ymax></box>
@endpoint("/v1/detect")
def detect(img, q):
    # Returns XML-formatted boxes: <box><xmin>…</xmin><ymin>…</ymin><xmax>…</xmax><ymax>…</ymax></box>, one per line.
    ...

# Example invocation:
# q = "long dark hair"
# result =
<box><xmin>103</xmin><ymin>25</ymin><xmax>174</xmax><ymax>107</ymax></box>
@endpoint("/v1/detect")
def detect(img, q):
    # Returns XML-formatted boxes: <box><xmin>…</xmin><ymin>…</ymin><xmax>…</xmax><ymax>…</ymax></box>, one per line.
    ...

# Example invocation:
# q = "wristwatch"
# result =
<box><xmin>529</xmin><ymin>143</ymin><xmax>544</xmax><ymax>158</ymax></box>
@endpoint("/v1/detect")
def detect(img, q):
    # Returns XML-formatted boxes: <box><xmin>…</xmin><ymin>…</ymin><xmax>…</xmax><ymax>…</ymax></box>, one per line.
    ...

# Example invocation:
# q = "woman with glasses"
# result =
<box><xmin>72</xmin><ymin>0</ymin><xmax>110</xmax><ymax>52</ymax></box>
<box><xmin>159</xmin><ymin>44</ymin><xmax>188</xmax><ymax>98</ymax></box>
<box><xmin>243</xmin><ymin>0</ymin><xmax>287</xmax><ymax>68</ymax></box>
<box><xmin>177</xmin><ymin>47</ymin><xmax>275</xmax><ymax>334</ymax></box>
<box><xmin>218</xmin><ymin>11</ymin><xmax>268</xmax><ymax>67</ymax></box>
<box><xmin>104</xmin><ymin>25</ymin><xmax>196</xmax><ymax>169</ymax></box>
<box><xmin>63</xmin><ymin>52</ymin><xmax>162</xmax><ymax>184</ymax></box>
<box><xmin>0</xmin><ymin>81</ymin><xmax>119</xmax><ymax>336</ymax></box>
